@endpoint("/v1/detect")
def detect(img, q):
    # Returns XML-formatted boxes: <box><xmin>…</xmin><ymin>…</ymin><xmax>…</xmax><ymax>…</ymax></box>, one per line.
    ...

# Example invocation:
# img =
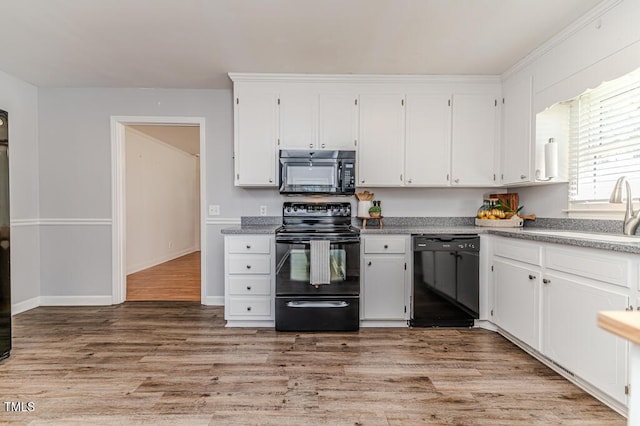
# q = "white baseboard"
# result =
<box><xmin>360</xmin><ymin>320</ymin><xmax>408</xmax><ymax>327</ymax></box>
<box><xmin>12</xmin><ymin>296</ymin><xmax>41</xmax><ymax>315</ymax></box>
<box><xmin>202</xmin><ymin>296</ymin><xmax>224</xmax><ymax>306</ymax></box>
<box><xmin>127</xmin><ymin>247</ymin><xmax>199</xmax><ymax>275</ymax></box>
<box><xmin>39</xmin><ymin>296</ymin><xmax>113</xmax><ymax>306</ymax></box>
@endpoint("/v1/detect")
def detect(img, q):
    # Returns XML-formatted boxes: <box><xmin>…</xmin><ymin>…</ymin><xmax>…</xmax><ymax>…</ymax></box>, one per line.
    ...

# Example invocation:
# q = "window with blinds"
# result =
<box><xmin>568</xmin><ymin>69</ymin><xmax>640</xmax><ymax>203</ymax></box>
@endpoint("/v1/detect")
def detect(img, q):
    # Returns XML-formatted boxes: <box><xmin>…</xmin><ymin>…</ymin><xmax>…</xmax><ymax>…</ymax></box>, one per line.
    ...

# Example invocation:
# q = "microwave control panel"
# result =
<box><xmin>343</xmin><ymin>162</ymin><xmax>355</xmax><ymax>189</ymax></box>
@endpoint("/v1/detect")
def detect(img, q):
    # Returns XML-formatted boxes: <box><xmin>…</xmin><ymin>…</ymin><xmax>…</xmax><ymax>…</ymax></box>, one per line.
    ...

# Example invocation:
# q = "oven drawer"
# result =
<box><xmin>227</xmin><ymin>237</ymin><xmax>272</xmax><ymax>254</ymax></box>
<box><xmin>275</xmin><ymin>296</ymin><xmax>359</xmax><ymax>331</ymax></box>
<box><xmin>228</xmin><ymin>276</ymin><xmax>272</xmax><ymax>296</ymax></box>
<box><xmin>227</xmin><ymin>297</ymin><xmax>272</xmax><ymax>317</ymax></box>
<box><xmin>228</xmin><ymin>254</ymin><xmax>271</xmax><ymax>274</ymax></box>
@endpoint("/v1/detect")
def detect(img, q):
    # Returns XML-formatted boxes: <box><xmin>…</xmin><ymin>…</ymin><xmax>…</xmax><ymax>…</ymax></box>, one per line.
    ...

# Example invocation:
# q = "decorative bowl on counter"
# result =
<box><xmin>475</xmin><ymin>215</ymin><xmax>524</xmax><ymax>227</ymax></box>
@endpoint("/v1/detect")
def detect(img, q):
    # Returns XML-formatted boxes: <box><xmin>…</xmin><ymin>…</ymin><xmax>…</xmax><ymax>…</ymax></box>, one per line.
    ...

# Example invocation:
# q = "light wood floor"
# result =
<box><xmin>126</xmin><ymin>251</ymin><xmax>200</xmax><ymax>301</ymax></box>
<box><xmin>2</xmin><ymin>303</ymin><xmax>624</xmax><ymax>425</ymax></box>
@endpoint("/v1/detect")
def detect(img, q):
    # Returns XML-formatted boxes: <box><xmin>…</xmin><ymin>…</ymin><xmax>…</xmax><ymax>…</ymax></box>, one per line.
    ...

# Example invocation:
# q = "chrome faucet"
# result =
<box><xmin>609</xmin><ymin>176</ymin><xmax>640</xmax><ymax>235</ymax></box>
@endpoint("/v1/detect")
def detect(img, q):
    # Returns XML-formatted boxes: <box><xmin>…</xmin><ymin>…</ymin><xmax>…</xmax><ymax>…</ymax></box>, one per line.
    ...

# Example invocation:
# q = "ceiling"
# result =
<box><xmin>0</xmin><ymin>0</ymin><xmax>604</xmax><ymax>89</ymax></box>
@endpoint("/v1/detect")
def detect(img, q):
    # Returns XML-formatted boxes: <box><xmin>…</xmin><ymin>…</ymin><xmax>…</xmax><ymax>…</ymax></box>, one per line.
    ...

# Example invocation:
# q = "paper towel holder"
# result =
<box><xmin>536</xmin><ymin>138</ymin><xmax>558</xmax><ymax>181</ymax></box>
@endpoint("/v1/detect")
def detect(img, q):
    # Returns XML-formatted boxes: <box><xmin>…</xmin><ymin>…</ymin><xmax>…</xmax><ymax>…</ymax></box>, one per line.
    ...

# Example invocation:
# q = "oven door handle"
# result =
<box><xmin>286</xmin><ymin>301</ymin><xmax>350</xmax><ymax>308</ymax></box>
<box><xmin>276</xmin><ymin>237</ymin><xmax>360</xmax><ymax>244</ymax></box>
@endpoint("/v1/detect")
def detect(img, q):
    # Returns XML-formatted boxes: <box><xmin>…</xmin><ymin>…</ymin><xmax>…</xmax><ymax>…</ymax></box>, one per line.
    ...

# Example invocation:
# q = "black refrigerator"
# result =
<box><xmin>0</xmin><ymin>109</ymin><xmax>9</xmax><ymax>361</ymax></box>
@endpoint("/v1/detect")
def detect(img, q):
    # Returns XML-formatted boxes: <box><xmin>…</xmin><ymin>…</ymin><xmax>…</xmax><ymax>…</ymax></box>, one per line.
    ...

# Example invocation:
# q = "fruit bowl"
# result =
<box><xmin>475</xmin><ymin>215</ymin><xmax>524</xmax><ymax>228</ymax></box>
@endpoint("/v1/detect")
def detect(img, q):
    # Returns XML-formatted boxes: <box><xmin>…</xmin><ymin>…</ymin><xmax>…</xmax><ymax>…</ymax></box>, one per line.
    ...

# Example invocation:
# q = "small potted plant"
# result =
<box><xmin>368</xmin><ymin>204</ymin><xmax>382</xmax><ymax>218</ymax></box>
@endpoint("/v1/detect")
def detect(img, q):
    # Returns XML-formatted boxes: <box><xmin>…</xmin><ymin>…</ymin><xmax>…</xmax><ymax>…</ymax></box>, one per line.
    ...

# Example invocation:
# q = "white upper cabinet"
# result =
<box><xmin>358</xmin><ymin>94</ymin><xmax>405</xmax><ymax>186</ymax></box>
<box><xmin>404</xmin><ymin>94</ymin><xmax>452</xmax><ymax>186</ymax></box>
<box><xmin>230</xmin><ymin>74</ymin><xmax>502</xmax><ymax>188</ymax></box>
<box><xmin>278</xmin><ymin>92</ymin><xmax>317</xmax><ymax>150</ymax></box>
<box><xmin>234</xmin><ymin>88</ymin><xmax>278</xmax><ymax>187</ymax></box>
<box><xmin>501</xmin><ymin>73</ymin><xmax>533</xmax><ymax>185</ymax></box>
<box><xmin>451</xmin><ymin>93</ymin><xmax>499</xmax><ymax>186</ymax></box>
<box><xmin>278</xmin><ymin>91</ymin><xmax>357</xmax><ymax>151</ymax></box>
<box><xmin>318</xmin><ymin>93</ymin><xmax>358</xmax><ymax>150</ymax></box>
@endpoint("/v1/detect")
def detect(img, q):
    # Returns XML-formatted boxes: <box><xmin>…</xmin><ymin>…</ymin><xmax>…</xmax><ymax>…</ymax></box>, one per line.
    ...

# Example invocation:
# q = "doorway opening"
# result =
<box><xmin>111</xmin><ymin>116</ymin><xmax>206</xmax><ymax>304</ymax></box>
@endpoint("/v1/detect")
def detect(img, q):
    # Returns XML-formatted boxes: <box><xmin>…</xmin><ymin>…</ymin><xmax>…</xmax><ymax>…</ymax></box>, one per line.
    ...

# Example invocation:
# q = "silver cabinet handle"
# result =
<box><xmin>521</xmin><ymin>174</ymin><xmax>527</xmax><ymax>179</ymax></box>
<box><xmin>246</xmin><ymin>306</ymin><xmax>252</xmax><ymax>311</ymax></box>
<box><xmin>269</xmin><ymin>178</ymin><xmax>273</xmax><ymax>183</ymax></box>
<box><xmin>408</xmin><ymin>179</ymin><xmax>412</xmax><ymax>184</ymax></box>
<box><xmin>528</xmin><ymin>274</ymin><xmax>536</xmax><ymax>280</ymax></box>
<box><xmin>361</xmin><ymin>179</ymin><xmax>365</xmax><ymax>183</ymax></box>
<box><xmin>246</xmin><ymin>245</ymin><xmax>251</xmax><ymax>249</ymax></box>
<box><xmin>246</xmin><ymin>286</ymin><xmax>252</xmax><ymax>291</ymax></box>
<box><xmin>309</xmin><ymin>143</ymin><xmax>313</xmax><ymax>148</ymax></box>
<box><xmin>321</xmin><ymin>143</ymin><xmax>326</xmax><ymax>148</ymax></box>
<box><xmin>543</xmin><ymin>278</ymin><xmax>550</xmax><ymax>284</ymax></box>
<box><xmin>367</xmin><ymin>261</ymin><xmax>372</xmax><ymax>266</ymax></box>
<box><xmin>454</xmin><ymin>178</ymin><xmax>460</xmax><ymax>184</ymax></box>
<box><xmin>246</xmin><ymin>264</ymin><xmax>251</xmax><ymax>270</ymax></box>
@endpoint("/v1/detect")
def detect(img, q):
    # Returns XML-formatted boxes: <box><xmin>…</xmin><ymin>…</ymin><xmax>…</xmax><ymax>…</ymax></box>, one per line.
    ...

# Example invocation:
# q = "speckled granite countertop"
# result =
<box><xmin>488</xmin><ymin>228</ymin><xmax>640</xmax><ymax>254</ymax></box>
<box><xmin>358</xmin><ymin>225</ymin><xmax>484</xmax><ymax>235</ymax></box>
<box><xmin>220</xmin><ymin>216</ymin><xmax>640</xmax><ymax>254</ymax></box>
<box><xmin>220</xmin><ymin>224</ymin><xmax>281</xmax><ymax>234</ymax></box>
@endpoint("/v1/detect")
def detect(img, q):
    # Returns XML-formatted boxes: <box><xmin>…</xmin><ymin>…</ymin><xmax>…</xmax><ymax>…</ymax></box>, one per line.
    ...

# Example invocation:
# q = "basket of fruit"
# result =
<box><xmin>475</xmin><ymin>197</ymin><xmax>533</xmax><ymax>227</ymax></box>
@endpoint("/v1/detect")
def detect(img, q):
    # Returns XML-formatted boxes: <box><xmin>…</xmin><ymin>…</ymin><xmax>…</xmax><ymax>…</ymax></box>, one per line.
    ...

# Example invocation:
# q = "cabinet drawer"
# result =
<box><xmin>228</xmin><ymin>276</ymin><xmax>271</xmax><ymax>296</ymax></box>
<box><xmin>364</xmin><ymin>236</ymin><xmax>406</xmax><ymax>254</ymax></box>
<box><xmin>227</xmin><ymin>297</ymin><xmax>271</xmax><ymax>317</ymax></box>
<box><xmin>545</xmin><ymin>247</ymin><xmax>629</xmax><ymax>288</ymax></box>
<box><xmin>494</xmin><ymin>238</ymin><xmax>541</xmax><ymax>266</ymax></box>
<box><xmin>227</xmin><ymin>237</ymin><xmax>271</xmax><ymax>254</ymax></box>
<box><xmin>228</xmin><ymin>254</ymin><xmax>271</xmax><ymax>274</ymax></box>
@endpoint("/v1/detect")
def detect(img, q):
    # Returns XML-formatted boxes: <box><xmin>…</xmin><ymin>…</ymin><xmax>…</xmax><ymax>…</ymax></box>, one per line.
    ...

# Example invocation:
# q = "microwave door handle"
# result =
<box><xmin>338</xmin><ymin>163</ymin><xmax>343</xmax><ymax>189</ymax></box>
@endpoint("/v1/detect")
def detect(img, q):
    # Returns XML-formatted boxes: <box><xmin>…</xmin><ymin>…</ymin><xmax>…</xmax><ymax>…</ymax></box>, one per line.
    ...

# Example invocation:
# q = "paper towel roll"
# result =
<box><xmin>544</xmin><ymin>139</ymin><xmax>558</xmax><ymax>179</ymax></box>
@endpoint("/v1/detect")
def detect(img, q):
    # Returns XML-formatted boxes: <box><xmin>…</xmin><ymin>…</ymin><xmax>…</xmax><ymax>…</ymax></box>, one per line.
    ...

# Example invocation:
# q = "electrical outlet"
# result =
<box><xmin>259</xmin><ymin>205</ymin><xmax>267</xmax><ymax>216</ymax></box>
<box><xmin>208</xmin><ymin>205</ymin><xmax>220</xmax><ymax>216</ymax></box>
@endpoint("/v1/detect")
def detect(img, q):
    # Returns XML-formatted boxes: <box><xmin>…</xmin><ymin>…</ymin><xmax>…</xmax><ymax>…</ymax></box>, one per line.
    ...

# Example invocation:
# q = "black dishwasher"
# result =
<box><xmin>411</xmin><ymin>235</ymin><xmax>479</xmax><ymax>327</ymax></box>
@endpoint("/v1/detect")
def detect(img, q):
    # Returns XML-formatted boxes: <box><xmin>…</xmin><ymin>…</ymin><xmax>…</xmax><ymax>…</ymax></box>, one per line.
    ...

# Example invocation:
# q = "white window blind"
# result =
<box><xmin>568</xmin><ymin>69</ymin><xmax>640</xmax><ymax>203</ymax></box>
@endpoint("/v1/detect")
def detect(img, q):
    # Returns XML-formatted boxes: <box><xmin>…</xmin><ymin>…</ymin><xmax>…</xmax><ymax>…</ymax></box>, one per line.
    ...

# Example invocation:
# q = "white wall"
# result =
<box><xmin>0</xmin><ymin>70</ymin><xmax>40</xmax><ymax>312</ymax></box>
<box><xmin>125</xmin><ymin>127</ymin><xmax>199</xmax><ymax>274</ymax></box>
<box><xmin>506</xmin><ymin>0</ymin><xmax>640</xmax><ymax>217</ymax></box>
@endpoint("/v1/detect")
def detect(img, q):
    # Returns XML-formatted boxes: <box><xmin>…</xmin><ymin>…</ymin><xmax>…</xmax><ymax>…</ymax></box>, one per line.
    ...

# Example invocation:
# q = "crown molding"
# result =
<box><xmin>502</xmin><ymin>0</ymin><xmax>624</xmax><ymax>80</ymax></box>
<box><xmin>228</xmin><ymin>72</ymin><xmax>501</xmax><ymax>85</ymax></box>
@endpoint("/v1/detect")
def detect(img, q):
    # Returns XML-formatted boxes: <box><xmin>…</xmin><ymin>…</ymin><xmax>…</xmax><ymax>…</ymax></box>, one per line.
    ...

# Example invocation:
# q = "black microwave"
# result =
<box><xmin>279</xmin><ymin>150</ymin><xmax>356</xmax><ymax>195</ymax></box>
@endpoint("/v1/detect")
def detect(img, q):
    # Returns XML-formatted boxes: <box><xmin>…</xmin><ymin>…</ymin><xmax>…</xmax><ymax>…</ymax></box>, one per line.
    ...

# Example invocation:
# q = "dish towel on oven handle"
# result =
<box><xmin>310</xmin><ymin>239</ymin><xmax>331</xmax><ymax>285</ymax></box>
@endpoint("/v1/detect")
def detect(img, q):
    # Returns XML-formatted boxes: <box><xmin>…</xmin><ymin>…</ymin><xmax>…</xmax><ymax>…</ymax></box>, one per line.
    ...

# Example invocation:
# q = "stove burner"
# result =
<box><xmin>277</xmin><ymin>201</ymin><xmax>359</xmax><ymax>240</ymax></box>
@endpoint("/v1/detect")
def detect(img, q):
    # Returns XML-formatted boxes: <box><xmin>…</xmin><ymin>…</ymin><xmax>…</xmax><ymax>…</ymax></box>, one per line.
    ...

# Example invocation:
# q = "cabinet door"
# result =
<box><xmin>404</xmin><ymin>94</ymin><xmax>451</xmax><ymax>186</ymax></box>
<box><xmin>493</xmin><ymin>258</ymin><xmax>540</xmax><ymax>350</ymax></box>
<box><xmin>318</xmin><ymin>93</ymin><xmax>358</xmax><ymax>150</ymax></box>
<box><xmin>358</xmin><ymin>94</ymin><xmax>405</xmax><ymax>186</ymax></box>
<box><xmin>542</xmin><ymin>273</ymin><xmax>628</xmax><ymax>404</ymax></box>
<box><xmin>279</xmin><ymin>92</ymin><xmax>317</xmax><ymax>150</ymax></box>
<box><xmin>451</xmin><ymin>94</ymin><xmax>498</xmax><ymax>186</ymax></box>
<box><xmin>501</xmin><ymin>74</ymin><xmax>533</xmax><ymax>184</ymax></box>
<box><xmin>234</xmin><ymin>89</ymin><xmax>278</xmax><ymax>186</ymax></box>
<box><xmin>362</xmin><ymin>255</ymin><xmax>406</xmax><ymax>320</ymax></box>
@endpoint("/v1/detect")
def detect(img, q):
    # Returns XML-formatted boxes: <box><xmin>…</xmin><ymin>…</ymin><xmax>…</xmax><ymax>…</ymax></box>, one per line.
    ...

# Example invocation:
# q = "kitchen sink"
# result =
<box><xmin>522</xmin><ymin>229</ymin><xmax>640</xmax><ymax>243</ymax></box>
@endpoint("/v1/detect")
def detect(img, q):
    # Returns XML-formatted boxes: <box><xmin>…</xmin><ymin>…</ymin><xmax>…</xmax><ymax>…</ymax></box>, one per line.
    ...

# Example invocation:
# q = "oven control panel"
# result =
<box><xmin>283</xmin><ymin>202</ymin><xmax>351</xmax><ymax>217</ymax></box>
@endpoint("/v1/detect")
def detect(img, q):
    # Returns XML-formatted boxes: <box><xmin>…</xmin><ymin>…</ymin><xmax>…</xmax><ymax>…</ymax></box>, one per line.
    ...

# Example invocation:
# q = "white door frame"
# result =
<box><xmin>110</xmin><ymin>116</ymin><xmax>206</xmax><ymax>304</ymax></box>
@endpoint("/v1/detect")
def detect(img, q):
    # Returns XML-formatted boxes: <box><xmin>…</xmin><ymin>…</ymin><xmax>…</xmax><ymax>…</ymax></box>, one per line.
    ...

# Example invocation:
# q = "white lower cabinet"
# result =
<box><xmin>361</xmin><ymin>235</ymin><xmax>410</xmax><ymax>324</ymax></box>
<box><xmin>542</xmin><ymin>272</ymin><xmax>628</xmax><ymax>404</ymax></box>
<box><xmin>491</xmin><ymin>236</ymin><xmax>632</xmax><ymax>409</ymax></box>
<box><xmin>224</xmin><ymin>235</ymin><xmax>274</xmax><ymax>326</ymax></box>
<box><xmin>493</xmin><ymin>258</ymin><xmax>540</xmax><ymax>350</ymax></box>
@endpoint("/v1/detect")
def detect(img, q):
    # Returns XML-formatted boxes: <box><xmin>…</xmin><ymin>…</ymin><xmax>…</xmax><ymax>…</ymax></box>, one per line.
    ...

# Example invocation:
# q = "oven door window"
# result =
<box><xmin>289</xmin><ymin>248</ymin><xmax>345</xmax><ymax>281</ymax></box>
<box><xmin>276</xmin><ymin>242</ymin><xmax>359</xmax><ymax>295</ymax></box>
